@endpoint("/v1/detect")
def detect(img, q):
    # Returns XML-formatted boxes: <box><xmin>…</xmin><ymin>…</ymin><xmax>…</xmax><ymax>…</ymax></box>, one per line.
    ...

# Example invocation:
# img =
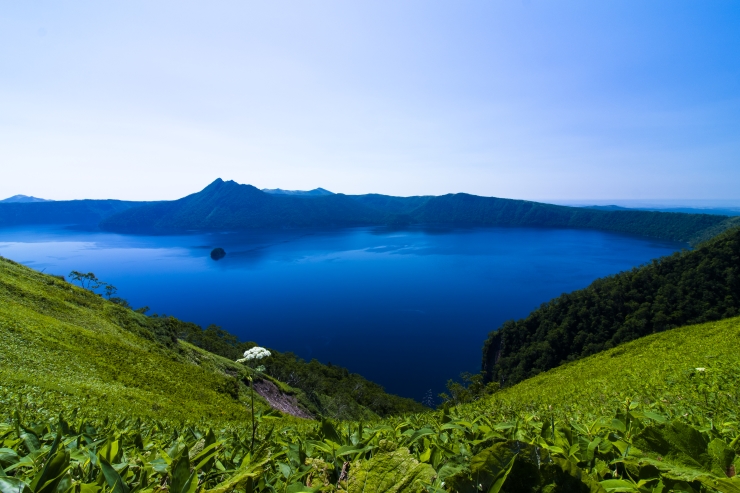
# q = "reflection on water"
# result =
<box><xmin>0</xmin><ymin>225</ymin><xmax>684</xmax><ymax>400</ymax></box>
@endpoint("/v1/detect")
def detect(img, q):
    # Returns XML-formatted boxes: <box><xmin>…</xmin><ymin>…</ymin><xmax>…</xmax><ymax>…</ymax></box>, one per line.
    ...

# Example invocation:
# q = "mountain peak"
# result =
<box><xmin>0</xmin><ymin>195</ymin><xmax>53</xmax><ymax>203</ymax></box>
<box><xmin>200</xmin><ymin>179</ymin><xmax>261</xmax><ymax>194</ymax></box>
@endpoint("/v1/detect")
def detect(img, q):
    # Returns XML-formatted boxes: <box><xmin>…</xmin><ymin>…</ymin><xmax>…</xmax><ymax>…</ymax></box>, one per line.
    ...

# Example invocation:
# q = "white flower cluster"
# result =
<box><xmin>236</xmin><ymin>346</ymin><xmax>271</xmax><ymax>363</ymax></box>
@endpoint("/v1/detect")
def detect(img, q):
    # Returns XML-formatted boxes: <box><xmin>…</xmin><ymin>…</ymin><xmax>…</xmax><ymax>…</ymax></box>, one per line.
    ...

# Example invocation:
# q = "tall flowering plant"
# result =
<box><xmin>236</xmin><ymin>346</ymin><xmax>271</xmax><ymax>450</ymax></box>
<box><xmin>237</xmin><ymin>346</ymin><xmax>271</xmax><ymax>371</ymax></box>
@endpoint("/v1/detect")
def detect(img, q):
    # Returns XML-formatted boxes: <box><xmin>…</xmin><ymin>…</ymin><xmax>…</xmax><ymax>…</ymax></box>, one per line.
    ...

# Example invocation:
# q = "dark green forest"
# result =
<box><xmin>405</xmin><ymin>193</ymin><xmax>740</xmax><ymax>244</ymax></box>
<box><xmin>140</xmin><ymin>314</ymin><xmax>425</xmax><ymax>417</ymax></box>
<box><xmin>482</xmin><ymin>226</ymin><xmax>740</xmax><ymax>386</ymax></box>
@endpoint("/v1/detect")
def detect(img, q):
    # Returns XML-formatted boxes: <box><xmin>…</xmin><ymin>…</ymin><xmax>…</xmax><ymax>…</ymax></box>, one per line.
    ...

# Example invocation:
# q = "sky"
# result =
<box><xmin>1</xmin><ymin>1</ymin><xmax>739</xmax><ymax>202</ymax></box>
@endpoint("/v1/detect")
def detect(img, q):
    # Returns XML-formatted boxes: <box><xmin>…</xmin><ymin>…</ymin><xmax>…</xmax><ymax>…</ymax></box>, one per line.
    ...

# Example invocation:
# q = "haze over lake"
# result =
<box><xmin>0</xmin><ymin>225</ymin><xmax>683</xmax><ymax>399</ymax></box>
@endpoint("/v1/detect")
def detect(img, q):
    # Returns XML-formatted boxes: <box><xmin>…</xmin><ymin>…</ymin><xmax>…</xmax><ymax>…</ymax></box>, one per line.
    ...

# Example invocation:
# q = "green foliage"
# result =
<box><xmin>5</xmin><ymin>259</ymin><xmax>740</xmax><ymax>492</ymax></box>
<box><xmin>0</xmin><ymin>256</ymin><xmax>421</xmax><ymax>424</ymax></box>
<box><xmin>438</xmin><ymin>372</ymin><xmax>499</xmax><ymax>407</ymax></box>
<box><xmin>161</xmin><ymin>317</ymin><xmax>425</xmax><ymax>419</ymax></box>
<box><xmin>0</xmin><ymin>255</ymin><xmax>274</xmax><ymax>425</ymax></box>
<box><xmin>483</xmin><ymin>226</ymin><xmax>740</xmax><ymax>386</ymax></box>
<box><xmin>347</xmin><ymin>446</ymin><xmax>436</xmax><ymax>492</ymax></box>
<box><xmin>263</xmin><ymin>352</ymin><xmax>426</xmax><ymax>419</ymax></box>
<box><xmin>4</xmin><ymin>229</ymin><xmax>740</xmax><ymax>491</ymax></box>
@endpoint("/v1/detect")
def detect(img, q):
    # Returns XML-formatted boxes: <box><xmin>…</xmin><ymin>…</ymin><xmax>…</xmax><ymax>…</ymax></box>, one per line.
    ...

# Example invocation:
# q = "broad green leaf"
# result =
<box><xmin>404</xmin><ymin>428</ymin><xmax>436</xmax><ymax>445</ymax></box>
<box><xmin>551</xmin><ymin>457</ymin><xmax>608</xmax><ymax>493</ymax></box>
<box><xmin>98</xmin><ymin>441</ymin><xmax>121</xmax><ymax>465</ymax></box>
<box><xmin>347</xmin><ymin>447</ymin><xmax>436</xmax><ymax>493</ymax></box>
<box><xmin>599</xmin><ymin>479</ymin><xmax>640</xmax><ymax>492</ymax></box>
<box><xmin>641</xmin><ymin>412</ymin><xmax>668</xmax><ymax>424</ymax></box>
<box><xmin>0</xmin><ymin>449</ymin><xmax>20</xmax><ymax>470</ymax></box>
<box><xmin>99</xmin><ymin>458</ymin><xmax>129</xmax><ymax>493</ymax></box>
<box><xmin>30</xmin><ymin>449</ymin><xmax>69</xmax><ymax>493</ymax></box>
<box><xmin>205</xmin><ymin>469</ymin><xmax>263</xmax><ymax>493</ymax></box>
<box><xmin>708</xmin><ymin>438</ymin><xmax>736</xmax><ymax>478</ymax></box>
<box><xmin>20</xmin><ymin>434</ymin><xmax>39</xmax><ymax>454</ymax></box>
<box><xmin>0</xmin><ymin>478</ymin><xmax>32</xmax><ymax>493</ymax></box>
<box><xmin>487</xmin><ymin>453</ymin><xmax>516</xmax><ymax>493</ymax></box>
<box><xmin>285</xmin><ymin>484</ymin><xmax>320</xmax><ymax>493</ymax></box>
<box><xmin>78</xmin><ymin>484</ymin><xmax>100</xmax><ymax>493</ymax></box>
<box><xmin>610</xmin><ymin>419</ymin><xmax>627</xmax><ymax>434</ymax></box>
<box><xmin>632</xmin><ymin>421</ymin><xmax>709</xmax><ymax>471</ymax></box>
<box><xmin>278</xmin><ymin>462</ymin><xmax>292</xmax><ymax>479</ymax></box>
<box><xmin>320</xmin><ymin>419</ymin><xmax>341</xmax><ymax>445</ymax></box>
<box><xmin>170</xmin><ymin>451</ymin><xmax>194</xmax><ymax>493</ymax></box>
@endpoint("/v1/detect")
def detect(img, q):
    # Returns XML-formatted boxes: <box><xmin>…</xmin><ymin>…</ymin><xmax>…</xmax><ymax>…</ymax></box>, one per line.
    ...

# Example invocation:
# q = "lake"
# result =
<box><xmin>0</xmin><ymin>225</ymin><xmax>684</xmax><ymax>400</ymax></box>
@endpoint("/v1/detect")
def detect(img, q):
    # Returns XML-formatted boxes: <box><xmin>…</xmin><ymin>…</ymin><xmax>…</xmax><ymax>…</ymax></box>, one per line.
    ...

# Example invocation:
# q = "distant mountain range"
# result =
<box><xmin>0</xmin><ymin>194</ymin><xmax>52</xmax><ymax>203</ymax></box>
<box><xmin>0</xmin><ymin>199</ymin><xmax>151</xmax><ymax>227</ymax></box>
<box><xmin>584</xmin><ymin>204</ymin><xmax>740</xmax><ymax>217</ymax></box>
<box><xmin>98</xmin><ymin>179</ymin><xmax>381</xmax><ymax>232</ymax></box>
<box><xmin>262</xmin><ymin>187</ymin><xmax>334</xmax><ymax>196</ymax></box>
<box><xmin>2</xmin><ymin>178</ymin><xmax>739</xmax><ymax>244</ymax></box>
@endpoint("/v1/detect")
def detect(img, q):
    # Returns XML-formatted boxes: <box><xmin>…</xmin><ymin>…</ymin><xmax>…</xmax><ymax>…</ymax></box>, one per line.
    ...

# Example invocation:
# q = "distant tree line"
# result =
<box><xmin>262</xmin><ymin>351</ymin><xmax>427</xmax><ymax>418</ymax></box>
<box><xmin>62</xmin><ymin>266</ymin><xmax>424</xmax><ymax>417</ymax></box>
<box><xmin>142</xmin><ymin>315</ymin><xmax>425</xmax><ymax>417</ymax></box>
<box><xmin>483</xmin><ymin>226</ymin><xmax>740</xmax><ymax>386</ymax></box>
<box><xmin>68</xmin><ymin>271</ymin><xmax>148</xmax><ymax>312</ymax></box>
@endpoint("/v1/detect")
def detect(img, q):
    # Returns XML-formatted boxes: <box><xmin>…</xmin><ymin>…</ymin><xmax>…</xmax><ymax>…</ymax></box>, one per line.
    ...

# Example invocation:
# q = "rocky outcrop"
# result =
<box><xmin>253</xmin><ymin>379</ymin><xmax>314</xmax><ymax>419</ymax></box>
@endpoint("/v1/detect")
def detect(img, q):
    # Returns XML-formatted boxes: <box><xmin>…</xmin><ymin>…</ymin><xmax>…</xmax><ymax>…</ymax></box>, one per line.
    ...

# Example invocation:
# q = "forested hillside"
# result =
<box><xmin>152</xmin><ymin>315</ymin><xmax>425</xmax><ymax>418</ymax></box>
<box><xmin>0</xmin><ymin>256</ymin><xmax>422</xmax><ymax>421</ymax></box>
<box><xmin>482</xmin><ymin>226</ymin><xmax>740</xmax><ymax>386</ymax></box>
<box><xmin>355</xmin><ymin>192</ymin><xmax>740</xmax><ymax>244</ymax></box>
<box><xmin>3</xmin><ymin>235</ymin><xmax>740</xmax><ymax>490</ymax></box>
<box><xmin>99</xmin><ymin>179</ymin><xmax>739</xmax><ymax>244</ymax></box>
<box><xmin>0</xmin><ymin>199</ymin><xmax>148</xmax><ymax>227</ymax></box>
<box><xmin>5</xmin><ymin>302</ymin><xmax>740</xmax><ymax>492</ymax></box>
<box><xmin>3</xmin><ymin>179</ymin><xmax>739</xmax><ymax>244</ymax></box>
<box><xmin>404</xmin><ymin>193</ymin><xmax>740</xmax><ymax>244</ymax></box>
<box><xmin>99</xmin><ymin>179</ymin><xmax>386</xmax><ymax>232</ymax></box>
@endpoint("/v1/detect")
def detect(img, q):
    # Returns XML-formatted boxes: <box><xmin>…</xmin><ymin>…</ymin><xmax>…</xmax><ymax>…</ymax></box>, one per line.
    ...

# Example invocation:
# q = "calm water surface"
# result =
<box><xmin>0</xmin><ymin>226</ymin><xmax>684</xmax><ymax>400</ymax></box>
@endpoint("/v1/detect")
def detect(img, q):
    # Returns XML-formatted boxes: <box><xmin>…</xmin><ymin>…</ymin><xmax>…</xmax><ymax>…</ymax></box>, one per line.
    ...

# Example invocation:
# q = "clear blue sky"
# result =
<box><xmin>1</xmin><ymin>1</ymin><xmax>739</xmax><ymax>201</ymax></box>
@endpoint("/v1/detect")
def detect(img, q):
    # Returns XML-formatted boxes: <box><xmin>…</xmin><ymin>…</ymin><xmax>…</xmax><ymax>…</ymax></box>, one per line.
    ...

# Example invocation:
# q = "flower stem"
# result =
<box><xmin>250</xmin><ymin>375</ymin><xmax>256</xmax><ymax>452</ymax></box>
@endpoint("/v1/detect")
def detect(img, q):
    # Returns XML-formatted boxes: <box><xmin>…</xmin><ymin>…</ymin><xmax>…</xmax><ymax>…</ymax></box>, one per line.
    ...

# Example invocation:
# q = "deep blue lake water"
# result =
<box><xmin>0</xmin><ymin>225</ymin><xmax>684</xmax><ymax>400</ymax></box>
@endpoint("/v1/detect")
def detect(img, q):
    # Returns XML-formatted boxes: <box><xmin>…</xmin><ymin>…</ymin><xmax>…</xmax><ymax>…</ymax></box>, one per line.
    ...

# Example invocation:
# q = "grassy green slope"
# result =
<box><xmin>0</xmin><ymin>255</ymin><xmax>423</xmax><ymax>425</ymax></box>
<box><xmin>474</xmin><ymin>316</ymin><xmax>739</xmax><ymax>421</ymax></box>
<box><xmin>483</xmin><ymin>226</ymin><xmax>740</xmax><ymax>386</ymax></box>
<box><xmin>3</xmin><ymin>248</ymin><xmax>740</xmax><ymax>491</ymax></box>
<box><xmin>3</xmin><ymin>313</ymin><xmax>739</xmax><ymax>492</ymax></box>
<box><xmin>0</xmin><ymin>256</ymin><xmax>270</xmax><ymax>425</ymax></box>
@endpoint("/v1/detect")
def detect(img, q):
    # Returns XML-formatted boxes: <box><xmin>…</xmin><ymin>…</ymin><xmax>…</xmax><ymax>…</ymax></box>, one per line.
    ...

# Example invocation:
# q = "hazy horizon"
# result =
<box><xmin>2</xmin><ymin>2</ymin><xmax>739</xmax><ymax>201</ymax></box>
<box><xmin>5</xmin><ymin>178</ymin><xmax>740</xmax><ymax>211</ymax></box>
